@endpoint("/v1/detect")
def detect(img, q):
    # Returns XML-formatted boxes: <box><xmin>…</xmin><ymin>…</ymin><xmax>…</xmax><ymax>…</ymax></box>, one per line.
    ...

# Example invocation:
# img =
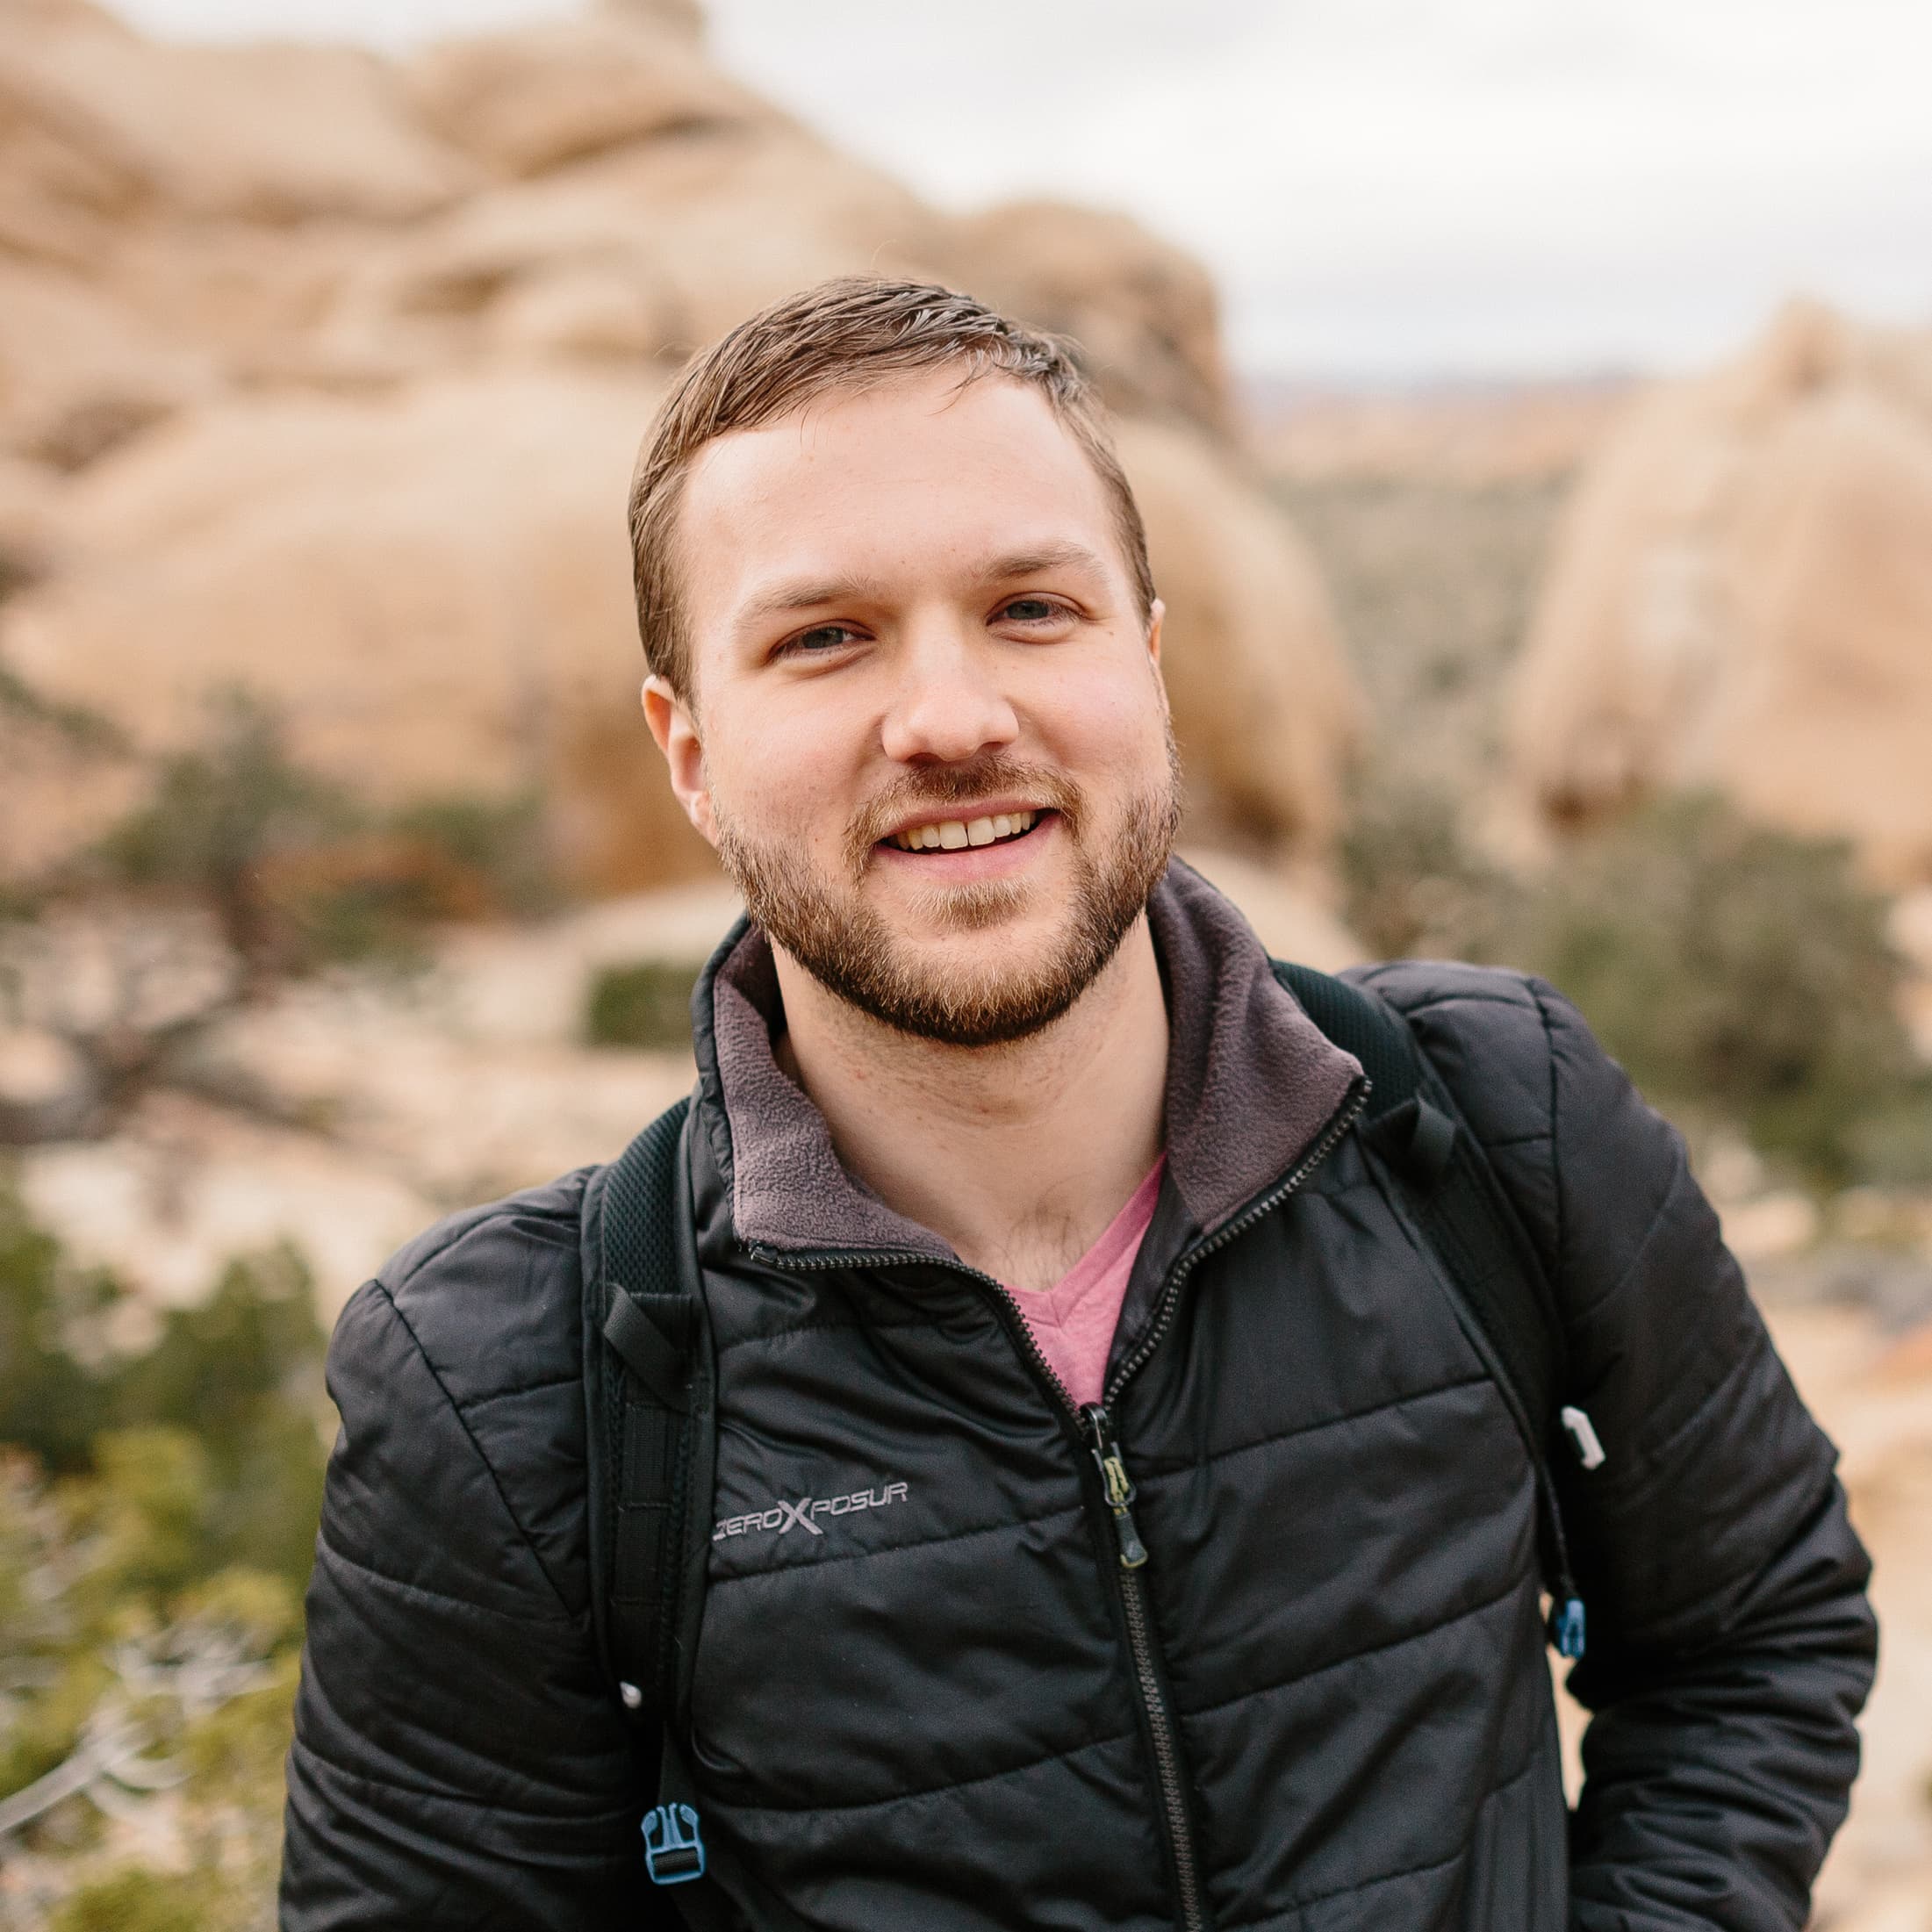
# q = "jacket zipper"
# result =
<box><xmin>1086</xmin><ymin>1398</ymin><xmax>1206</xmax><ymax>1929</ymax></box>
<box><xmin>746</xmin><ymin>1073</ymin><xmax>1370</xmax><ymax>1932</ymax></box>
<box><xmin>1074</xmin><ymin>1073</ymin><xmax>1369</xmax><ymax>1932</ymax></box>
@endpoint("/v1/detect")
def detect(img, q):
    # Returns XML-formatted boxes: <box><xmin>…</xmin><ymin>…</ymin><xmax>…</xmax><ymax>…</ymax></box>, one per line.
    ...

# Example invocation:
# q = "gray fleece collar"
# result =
<box><xmin>692</xmin><ymin>859</ymin><xmax>1362</xmax><ymax>1260</ymax></box>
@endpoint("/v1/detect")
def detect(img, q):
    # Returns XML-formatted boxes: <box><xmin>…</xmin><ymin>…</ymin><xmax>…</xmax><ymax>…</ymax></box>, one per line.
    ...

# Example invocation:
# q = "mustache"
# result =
<box><xmin>846</xmin><ymin>758</ymin><xmax>1083</xmax><ymax>867</ymax></box>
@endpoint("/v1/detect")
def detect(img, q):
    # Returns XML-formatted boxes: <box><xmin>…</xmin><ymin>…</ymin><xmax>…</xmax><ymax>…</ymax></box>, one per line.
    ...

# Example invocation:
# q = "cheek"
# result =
<box><xmin>704</xmin><ymin>689</ymin><xmax>867</xmax><ymax>836</ymax></box>
<box><xmin>1031</xmin><ymin>658</ymin><xmax>1170</xmax><ymax>776</ymax></box>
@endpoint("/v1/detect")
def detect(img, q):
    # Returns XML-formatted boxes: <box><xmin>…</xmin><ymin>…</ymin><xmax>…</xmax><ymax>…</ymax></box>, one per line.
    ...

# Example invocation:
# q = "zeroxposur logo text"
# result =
<box><xmin>715</xmin><ymin>1482</ymin><xmax>909</xmax><ymax>1542</ymax></box>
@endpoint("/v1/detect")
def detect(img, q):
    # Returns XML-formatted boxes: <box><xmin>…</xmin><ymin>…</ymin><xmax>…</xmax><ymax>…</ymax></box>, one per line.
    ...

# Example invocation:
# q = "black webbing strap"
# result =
<box><xmin>586</xmin><ymin>1095</ymin><xmax>700</xmax><ymax>1722</ymax></box>
<box><xmin>606</xmin><ymin>1292</ymin><xmax>691</xmax><ymax>1414</ymax></box>
<box><xmin>1270</xmin><ymin>962</ymin><xmax>1571</xmax><ymax>1554</ymax></box>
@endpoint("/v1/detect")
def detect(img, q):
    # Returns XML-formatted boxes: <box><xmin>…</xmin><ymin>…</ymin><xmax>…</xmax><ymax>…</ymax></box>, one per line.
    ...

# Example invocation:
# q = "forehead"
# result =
<box><xmin>673</xmin><ymin>371</ymin><xmax>1125</xmax><ymax>631</ymax></box>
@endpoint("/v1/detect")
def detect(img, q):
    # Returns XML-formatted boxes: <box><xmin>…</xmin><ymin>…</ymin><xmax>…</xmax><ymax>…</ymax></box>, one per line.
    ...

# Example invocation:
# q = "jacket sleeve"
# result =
<box><xmin>1361</xmin><ymin>964</ymin><xmax>1878</xmax><ymax>1932</ymax></box>
<box><xmin>278</xmin><ymin>1190</ymin><xmax>670</xmax><ymax>1930</ymax></box>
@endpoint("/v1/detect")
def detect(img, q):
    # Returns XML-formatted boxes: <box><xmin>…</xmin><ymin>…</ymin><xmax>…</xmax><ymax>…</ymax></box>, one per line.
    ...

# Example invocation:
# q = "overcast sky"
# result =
<box><xmin>104</xmin><ymin>0</ymin><xmax>1932</xmax><ymax>384</ymax></box>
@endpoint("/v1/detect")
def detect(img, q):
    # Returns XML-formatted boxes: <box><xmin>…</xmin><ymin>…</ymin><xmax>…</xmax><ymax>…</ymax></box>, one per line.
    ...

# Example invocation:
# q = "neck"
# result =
<box><xmin>771</xmin><ymin>923</ymin><xmax>1169</xmax><ymax>1291</ymax></box>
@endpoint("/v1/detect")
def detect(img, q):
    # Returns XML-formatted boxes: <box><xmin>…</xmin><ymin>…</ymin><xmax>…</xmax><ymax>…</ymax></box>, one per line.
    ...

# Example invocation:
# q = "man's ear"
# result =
<box><xmin>642</xmin><ymin>675</ymin><xmax>721</xmax><ymax>847</ymax></box>
<box><xmin>1144</xmin><ymin>598</ymin><xmax>1171</xmax><ymax>715</ymax></box>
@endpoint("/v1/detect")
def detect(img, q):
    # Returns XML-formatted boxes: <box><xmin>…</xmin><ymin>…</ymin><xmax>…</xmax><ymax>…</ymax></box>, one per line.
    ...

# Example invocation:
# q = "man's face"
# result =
<box><xmin>652</xmin><ymin>370</ymin><xmax>1179</xmax><ymax>1046</ymax></box>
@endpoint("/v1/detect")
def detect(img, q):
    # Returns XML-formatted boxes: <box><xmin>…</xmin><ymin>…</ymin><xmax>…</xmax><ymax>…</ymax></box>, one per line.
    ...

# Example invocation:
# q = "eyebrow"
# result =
<box><xmin>976</xmin><ymin>542</ymin><xmax>1113</xmax><ymax>585</ymax></box>
<box><xmin>737</xmin><ymin>575</ymin><xmax>878</xmax><ymax>626</ymax></box>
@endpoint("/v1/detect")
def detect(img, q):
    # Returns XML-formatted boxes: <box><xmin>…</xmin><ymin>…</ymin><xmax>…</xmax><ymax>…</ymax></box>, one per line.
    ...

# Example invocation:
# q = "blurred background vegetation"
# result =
<box><xmin>0</xmin><ymin>1191</ymin><xmax>322</xmax><ymax>1931</ymax></box>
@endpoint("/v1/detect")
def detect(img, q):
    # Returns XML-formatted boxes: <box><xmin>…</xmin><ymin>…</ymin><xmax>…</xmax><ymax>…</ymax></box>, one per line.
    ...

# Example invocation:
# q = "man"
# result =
<box><xmin>280</xmin><ymin>279</ymin><xmax>1875</xmax><ymax>1930</ymax></box>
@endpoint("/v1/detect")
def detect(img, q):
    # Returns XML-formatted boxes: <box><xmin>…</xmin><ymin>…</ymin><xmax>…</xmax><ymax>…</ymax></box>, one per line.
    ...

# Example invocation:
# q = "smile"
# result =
<box><xmin>887</xmin><ymin>809</ymin><xmax>1042</xmax><ymax>853</ymax></box>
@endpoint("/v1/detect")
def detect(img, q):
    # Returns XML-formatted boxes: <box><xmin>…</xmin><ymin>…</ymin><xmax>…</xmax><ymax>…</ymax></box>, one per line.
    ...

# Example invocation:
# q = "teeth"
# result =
<box><xmin>890</xmin><ymin>808</ymin><xmax>1038</xmax><ymax>852</ymax></box>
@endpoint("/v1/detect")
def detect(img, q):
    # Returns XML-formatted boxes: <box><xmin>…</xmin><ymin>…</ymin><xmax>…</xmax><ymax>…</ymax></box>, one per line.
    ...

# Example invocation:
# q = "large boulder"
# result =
<box><xmin>1</xmin><ymin>2</ymin><xmax>469</xmax><ymax>226</ymax></box>
<box><xmin>1</xmin><ymin>372</ymin><xmax>713</xmax><ymax>894</ymax></box>
<box><xmin>0</xmin><ymin>255</ymin><xmax>216</xmax><ymax>463</ymax></box>
<box><xmin>0</xmin><ymin>0</ymin><xmax>470</xmax><ymax>456</ymax></box>
<box><xmin>405</xmin><ymin>7</ymin><xmax>754</xmax><ymax>181</ymax></box>
<box><xmin>1510</xmin><ymin>302</ymin><xmax>1932</xmax><ymax>884</ymax></box>
<box><xmin>311</xmin><ymin>131</ymin><xmax>946</xmax><ymax>383</ymax></box>
<box><xmin>1118</xmin><ymin>418</ymin><xmax>1357</xmax><ymax>848</ymax></box>
<box><xmin>947</xmin><ymin>198</ymin><xmax>1233</xmax><ymax>440</ymax></box>
<box><xmin>0</xmin><ymin>0</ymin><xmax>1362</xmax><ymax>889</ymax></box>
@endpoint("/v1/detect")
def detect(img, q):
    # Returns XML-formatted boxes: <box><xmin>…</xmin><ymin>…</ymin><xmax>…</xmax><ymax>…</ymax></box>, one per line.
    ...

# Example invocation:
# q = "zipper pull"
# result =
<box><xmin>1084</xmin><ymin>1404</ymin><xmax>1149</xmax><ymax>1569</ymax></box>
<box><xmin>1560</xmin><ymin>1404</ymin><xmax>1606</xmax><ymax>1471</ymax></box>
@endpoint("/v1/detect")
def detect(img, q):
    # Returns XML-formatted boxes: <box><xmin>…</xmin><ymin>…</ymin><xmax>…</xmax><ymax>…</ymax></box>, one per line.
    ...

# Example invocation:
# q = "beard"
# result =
<box><xmin>713</xmin><ymin>739</ymin><xmax>1181</xmax><ymax>1048</ymax></box>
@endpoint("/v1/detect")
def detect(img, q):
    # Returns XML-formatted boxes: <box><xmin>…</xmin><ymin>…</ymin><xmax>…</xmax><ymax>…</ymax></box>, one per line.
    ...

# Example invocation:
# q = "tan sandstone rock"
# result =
<box><xmin>947</xmin><ymin>198</ymin><xmax>1234</xmax><ymax>439</ymax></box>
<box><xmin>0</xmin><ymin>0</ymin><xmax>472</xmax><ymax>456</ymax></box>
<box><xmin>3</xmin><ymin>4</ymin><xmax>470</xmax><ymax>226</ymax></box>
<box><xmin>406</xmin><ymin>8</ymin><xmax>755</xmax><ymax>181</ymax></box>
<box><xmin>2</xmin><ymin>371</ymin><xmax>713</xmax><ymax>894</ymax></box>
<box><xmin>1509</xmin><ymin>301</ymin><xmax>1932</xmax><ymax>884</ymax></box>
<box><xmin>311</xmin><ymin>131</ymin><xmax>944</xmax><ymax>384</ymax></box>
<box><xmin>1120</xmin><ymin>418</ymin><xmax>1360</xmax><ymax>848</ymax></box>
<box><xmin>0</xmin><ymin>0</ymin><xmax>1361</xmax><ymax>890</ymax></box>
<box><xmin>0</xmin><ymin>255</ymin><xmax>216</xmax><ymax>464</ymax></box>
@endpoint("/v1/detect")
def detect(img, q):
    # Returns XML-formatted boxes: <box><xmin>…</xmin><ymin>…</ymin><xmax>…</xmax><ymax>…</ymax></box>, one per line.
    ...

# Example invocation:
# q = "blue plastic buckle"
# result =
<box><xmin>1550</xmin><ymin>1596</ymin><xmax>1588</xmax><ymax>1661</ymax></box>
<box><xmin>642</xmin><ymin>1803</ymin><xmax>707</xmax><ymax>1885</ymax></box>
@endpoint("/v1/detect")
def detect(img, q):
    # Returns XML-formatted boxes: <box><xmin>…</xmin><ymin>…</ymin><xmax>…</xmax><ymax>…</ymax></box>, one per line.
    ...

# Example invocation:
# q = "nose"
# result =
<box><xmin>878</xmin><ymin>617</ymin><xmax>1019</xmax><ymax>766</ymax></box>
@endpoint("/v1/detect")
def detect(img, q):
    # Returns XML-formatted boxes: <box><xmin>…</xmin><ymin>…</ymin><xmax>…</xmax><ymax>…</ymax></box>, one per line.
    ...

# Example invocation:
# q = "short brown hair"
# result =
<box><xmin>627</xmin><ymin>277</ymin><xmax>1157</xmax><ymax>695</ymax></box>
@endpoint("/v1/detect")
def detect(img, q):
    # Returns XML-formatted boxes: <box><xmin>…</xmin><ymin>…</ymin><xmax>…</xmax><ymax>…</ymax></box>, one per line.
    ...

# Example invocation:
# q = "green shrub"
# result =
<box><xmin>0</xmin><ymin>1193</ymin><xmax>119</xmax><ymax>1473</ymax></box>
<box><xmin>1338</xmin><ymin>783</ymin><xmax>1929</xmax><ymax>1186</ymax></box>
<box><xmin>0</xmin><ymin>1196</ymin><xmax>325</xmax><ymax>1922</ymax></box>
<box><xmin>78</xmin><ymin>694</ymin><xmax>563</xmax><ymax>983</ymax></box>
<box><xmin>0</xmin><ymin>1185</ymin><xmax>328</xmax><ymax>1599</ymax></box>
<box><xmin>1506</xmin><ymin>795</ymin><xmax>1925</xmax><ymax>1183</ymax></box>
<box><xmin>585</xmin><ymin>959</ymin><xmax>701</xmax><ymax>1050</ymax></box>
<box><xmin>109</xmin><ymin>1246</ymin><xmax>323</xmax><ymax>1451</ymax></box>
<box><xmin>90</xmin><ymin>693</ymin><xmax>363</xmax><ymax>973</ymax></box>
<box><xmin>51</xmin><ymin>1868</ymin><xmax>213</xmax><ymax>1932</ymax></box>
<box><xmin>1338</xmin><ymin>770</ymin><xmax>1524</xmax><ymax>962</ymax></box>
<box><xmin>388</xmin><ymin>790</ymin><xmax>560</xmax><ymax>922</ymax></box>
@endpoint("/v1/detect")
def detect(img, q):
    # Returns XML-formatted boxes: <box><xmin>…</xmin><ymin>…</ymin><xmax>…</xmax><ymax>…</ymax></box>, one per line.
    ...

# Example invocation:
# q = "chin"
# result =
<box><xmin>896</xmin><ymin>877</ymin><xmax>1039</xmax><ymax>938</ymax></box>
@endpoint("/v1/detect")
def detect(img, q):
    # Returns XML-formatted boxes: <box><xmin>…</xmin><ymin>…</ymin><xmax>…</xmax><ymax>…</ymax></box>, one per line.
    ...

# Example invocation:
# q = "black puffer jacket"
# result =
<box><xmin>280</xmin><ymin>865</ymin><xmax>1875</xmax><ymax>1930</ymax></box>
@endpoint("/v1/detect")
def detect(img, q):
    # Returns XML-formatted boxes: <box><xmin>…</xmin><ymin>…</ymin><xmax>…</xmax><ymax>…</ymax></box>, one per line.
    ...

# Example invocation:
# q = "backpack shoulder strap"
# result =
<box><xmin>1270</xmin><ymin>959</ymin><xmax>1591</xmax><ymax>1656</ymax></box>
<box><xmin>583</xmin><ymin>1093</ymin><xmax>708</xmax><ymax>1726</ymax></box>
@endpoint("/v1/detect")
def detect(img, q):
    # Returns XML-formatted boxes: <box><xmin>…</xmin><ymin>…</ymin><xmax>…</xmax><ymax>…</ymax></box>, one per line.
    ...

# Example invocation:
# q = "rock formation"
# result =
<box><xmin>0</xmin><ymin>0</ymin><xmax>1358</xmax><ymax>890</ymax></box>
<box><xmin>1509</xmin><ymin>300</ymin><xmax>1932</xmax><ymax>885</ymax></box>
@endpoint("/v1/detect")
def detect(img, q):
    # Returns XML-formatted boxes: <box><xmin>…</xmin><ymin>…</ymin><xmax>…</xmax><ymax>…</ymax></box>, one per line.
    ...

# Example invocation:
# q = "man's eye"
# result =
<box><xmin>785</xmin><ymin>623</ymin><xmax>861</xmax><ymax>654</ymax></box>
<box><xmin>999</xmin><ymin>598</ymin><xmax>1061</xmax><ymax>624</ymax></box>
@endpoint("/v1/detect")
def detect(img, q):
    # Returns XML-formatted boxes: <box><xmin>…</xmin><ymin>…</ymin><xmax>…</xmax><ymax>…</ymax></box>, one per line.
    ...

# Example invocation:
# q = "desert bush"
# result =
<box><xmin>1</xmin><ymin>697</ymin><xmax>572</xmax><ymax>1145</ymax></box>
<box><xmin>0</xmin><ymin>1197</ymin><xmax>119</xmax><ymax>1473</ymax></box>
<box><xmin>0</xmin><ymin>1190</ymin><xmax>326</xmax><ymax>1917</ymax></box>
<box><xmin>585</xmin><ymin>959</ymin><xmax>701</xmax><ymax>1050</ymax></box>
<box><xmin>1339</xmin><ymin>783</ymin><xmax>1929</xmax><ymax>1185</ymax></box>
<box><xmin>76</xmin><ymin>694</ymin><xmax>562</xmax><ymax>980</ymax></box>
<box><xmin>48</xmin><ymin>1870</ymin><xmax>208</xmax><ymax>1932</ymax></box>
<box><xmin>91</xmin><ymin>697</ymin><xmax>444</xmax><ymax>983</ymax></box>
<box><xmin>1507</xmin><ymin>795</ymin><xmax>1927</xmax><ymax>1184</ymax></box>
<box><xmin>389</xmin><ymin>790</ymin><xmax>560</xmax><ymax>923</ymax></box>
<box><xmin>0</xmin><ymin>1199</ymin><xmax>327</xmax><ymax>1590</ymax></box>
<box><xmin>1338</xmin><ymin>768</ymin><xmax>1525</xmax><ymax>962</ymax></box>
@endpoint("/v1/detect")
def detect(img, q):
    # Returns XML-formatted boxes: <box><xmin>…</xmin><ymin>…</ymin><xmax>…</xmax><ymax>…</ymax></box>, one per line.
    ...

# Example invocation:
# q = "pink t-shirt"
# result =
<box><xmin>1005</xmin><ymin>1160</ymin><xmax>1166</xmax><ymax>1411</ymax></box>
